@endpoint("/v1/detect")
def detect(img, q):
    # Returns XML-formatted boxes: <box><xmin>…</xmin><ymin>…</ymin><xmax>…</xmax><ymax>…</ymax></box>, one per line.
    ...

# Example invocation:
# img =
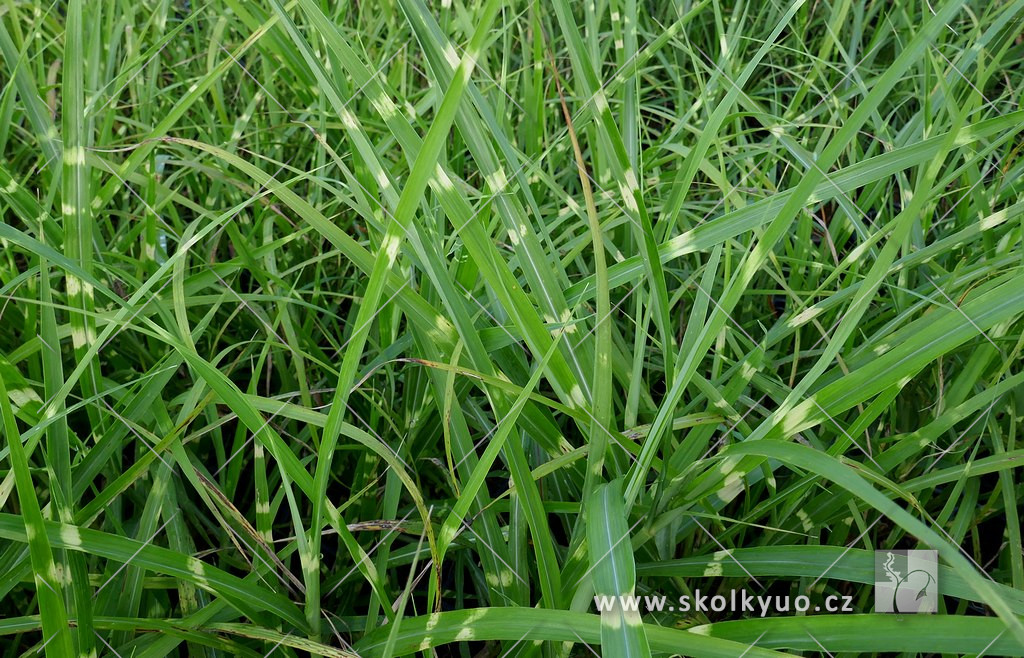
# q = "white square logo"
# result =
<box><xmin>874</xmin><ymin>549</ymin><xmax>938</xmax><ymax>613</ymax></box>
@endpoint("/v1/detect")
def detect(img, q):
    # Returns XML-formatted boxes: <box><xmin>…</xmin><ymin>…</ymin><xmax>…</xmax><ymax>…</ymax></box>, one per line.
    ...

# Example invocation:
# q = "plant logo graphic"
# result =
<box><xmin>874</xmin><ymin>549</ymin><xmax>938</xmax><ymax>613</ymax></box>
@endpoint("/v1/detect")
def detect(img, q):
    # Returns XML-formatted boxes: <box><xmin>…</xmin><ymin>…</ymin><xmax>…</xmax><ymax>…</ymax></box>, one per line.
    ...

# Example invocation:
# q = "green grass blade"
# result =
<box><xmin>586</xmin><ymin>479</ymin><xmax>651</xmax><ymax>658</ymax></box>
<box><xmin>0</xmin><ymin>377</ymin><xmax>75</xmax><ymax>656</ymax></box>
<box><xmin>355</xmin><ymin>607</ymin><xmax>791</xmax><ymax>657</ymax></box>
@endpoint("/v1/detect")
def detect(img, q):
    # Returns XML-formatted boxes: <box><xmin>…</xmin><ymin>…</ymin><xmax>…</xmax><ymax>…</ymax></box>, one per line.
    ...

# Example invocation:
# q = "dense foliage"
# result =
<box><xmin>1</xmin><ymin>0</ymin><xmax>1024</xmax><ymax>655</ymax></box>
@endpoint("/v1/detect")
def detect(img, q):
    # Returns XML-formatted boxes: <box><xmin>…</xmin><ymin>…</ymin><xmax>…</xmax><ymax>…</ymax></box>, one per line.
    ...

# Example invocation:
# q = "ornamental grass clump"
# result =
<box><xmin>1</xmin><ymin>0</ymin><xmax>1023</xmax><ymax>656</ymax></box>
